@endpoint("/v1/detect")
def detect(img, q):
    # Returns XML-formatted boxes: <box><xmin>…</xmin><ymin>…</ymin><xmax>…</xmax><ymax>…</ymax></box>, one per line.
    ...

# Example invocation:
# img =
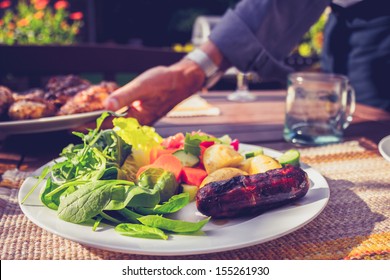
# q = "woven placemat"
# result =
<box><xmin>1</xmin><ymin>138</ymin><xmax>389</xmax><ymax>260</ymax></box>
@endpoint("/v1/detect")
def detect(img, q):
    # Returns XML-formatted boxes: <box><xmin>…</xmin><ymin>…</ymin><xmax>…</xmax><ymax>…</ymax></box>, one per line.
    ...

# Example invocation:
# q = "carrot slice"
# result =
<box><xmin>150</xmin><ymin>148</ymin><xmax>178</xmax><ymax>164</ymax></box>
<box><xmin>181</xmin><ymin>167</ymin><xmax>208</xmax><ymax>187</ymax></box>
<box><xmin>149</xmin><ymin>154</ymin><xmax>183</xmax><ymax>181</ymax></box>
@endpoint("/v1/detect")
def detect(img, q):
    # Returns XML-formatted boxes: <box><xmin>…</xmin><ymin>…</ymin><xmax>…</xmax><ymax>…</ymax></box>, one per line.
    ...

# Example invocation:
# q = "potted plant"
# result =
<box><xmin>0</xmin><ymin>0</ymin><xmax>83</xmax><ymax>45</ymax></box>
<box><xmin>286</xmin><ymin>8</ymin><xmax>330</xmax><ymax>71</ymax></box>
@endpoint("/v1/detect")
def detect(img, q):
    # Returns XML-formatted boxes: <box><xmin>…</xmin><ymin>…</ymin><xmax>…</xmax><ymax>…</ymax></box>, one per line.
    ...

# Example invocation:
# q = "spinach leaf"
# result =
<box><xmin>103</xmin><ymin>183</ymin><xmax>138</xmax><ymax>210</ymax></box>
<box><xmin>138</xmin><ymin>215</ymin><xmax>210</xmax><ymax>233</ymax></box>
<box><xmin>100</xmin><ymin>166</ymin><xmax>120</xmax><ymax>180</ymax></box>
<box><xmin>57</xmin><ymin>180</ymin><xmax>113</xmax><ymax>223</ymax></box>
<box><xmin>125</xmin><ymin>186</ymin><xmax>160</xmax><ymax>208</ymax></box>
<box><xmin>115</xmin><ymin>223</ymin><xmax>168</xmax><ymax>240</ymax></box>
<box><xmin>135</xmin><ymin>193</ymin><xmax>189</xmax><ymax>215</ymax></box>
<box><xmin>57</xmin><ymin>179</ymin><xmax>133</xmax><ymax>223</ymax></box>
<box><xmin>117</xmin><ymin>208</ymin><xmax>143</xmax><ymax>224</ymax></box>
<box><xmin>100</xmin><ymin>211</ymin><xmax>123</xmax><ymax>224</ymax></box>
<box><xmin>137</xmin><ymin>168</ymin><xmax>178</xmax><ymax>202</ymax></box>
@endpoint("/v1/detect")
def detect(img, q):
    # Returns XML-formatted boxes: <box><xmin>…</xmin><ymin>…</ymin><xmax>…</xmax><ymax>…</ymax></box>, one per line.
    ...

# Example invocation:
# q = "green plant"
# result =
<box><xmin>297</xmin><ymin>7</ymin><xmax>330</xmax><ymax>57</ymax></box>
<box><xmin>0</xmin><ymin>0</ymin><xmax>83</xmax><ymax>45</ymax></box>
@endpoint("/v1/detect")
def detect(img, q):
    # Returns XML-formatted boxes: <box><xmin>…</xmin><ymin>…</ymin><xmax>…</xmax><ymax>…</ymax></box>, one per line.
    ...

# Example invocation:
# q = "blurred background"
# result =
<box><xmin>0</xmin><ymin>0</ymin><xmax>328</xmax><ymax>90</ymax></box>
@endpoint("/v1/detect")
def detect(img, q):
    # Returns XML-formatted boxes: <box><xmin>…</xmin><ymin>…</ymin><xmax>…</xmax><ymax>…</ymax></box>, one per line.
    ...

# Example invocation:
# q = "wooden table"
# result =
<box><xmin>1</xmin><ymin>90</ymin><xmax>390</xmax><ymax>174</ymax></box>
<box><xmin>1</xmin><ymin>90</ymin><xmax>390</xmax><ymax>260</ymax></box>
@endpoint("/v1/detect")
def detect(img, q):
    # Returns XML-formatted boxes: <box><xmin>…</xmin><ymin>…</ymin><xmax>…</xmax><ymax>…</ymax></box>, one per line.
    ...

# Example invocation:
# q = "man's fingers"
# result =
<box><xmin>104</xmin><ymin>97</ymin><xmax>120</xmax><ymax>111</ymax></box>
<box><xmin>104</xmin><ymin>84</ymin><xmax>139</xmax><ymax>111</ymax></box>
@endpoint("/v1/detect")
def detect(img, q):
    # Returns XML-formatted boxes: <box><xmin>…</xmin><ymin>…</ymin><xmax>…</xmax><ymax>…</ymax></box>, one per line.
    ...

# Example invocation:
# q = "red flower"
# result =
<box><xmin>69</xmin><ymin>11</ymin><xmax>83</xmax><ymax>21</ymax></box>
<box><xmin>34</xmin><ymin>0</ymin><xmax>49</xmax><ymax>10</ymax></box>
<box><xmin>0</xmin><ymin>19</ymin><xmax>4</xmax><ymax>26</ymax></box>
<box><xmin>0</xmin><ymin>0</ymin><xmax>11</xmax><ymax>9</ymax></box>
<box><xmin>54</xmin><ymin>0</ymin><xmax>69</xmax><ymax>10</ymax></box>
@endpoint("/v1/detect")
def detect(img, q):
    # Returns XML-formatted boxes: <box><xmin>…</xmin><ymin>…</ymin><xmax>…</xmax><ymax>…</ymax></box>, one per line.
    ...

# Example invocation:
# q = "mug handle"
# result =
<box><xmin>342</xmin><ymin>84</ymin><xmax>356</xmax><ymax>129</ymax></box>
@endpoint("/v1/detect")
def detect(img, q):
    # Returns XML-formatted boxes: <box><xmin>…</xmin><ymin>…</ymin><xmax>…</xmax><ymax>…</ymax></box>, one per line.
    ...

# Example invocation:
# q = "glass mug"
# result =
<box><xmin>283</xmin><ymin>72</ymin><xmax>356</xmax><ymax>146</ymax></box>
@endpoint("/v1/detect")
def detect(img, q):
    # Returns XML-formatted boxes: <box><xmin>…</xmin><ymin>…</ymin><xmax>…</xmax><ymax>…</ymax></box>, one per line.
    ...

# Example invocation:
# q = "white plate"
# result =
<box><xmin>0</xmin><ymin>110</ymin><xmax>105</xmax><ymax>136</ymax></box>
<box><xmin>18</xmin><ymin>144</ymin><xmax>330</xmax><ymax>256</ymax></box>
<box><xmin>378</xmin><ymin>135</ymin><xmax>390</xmax><ymax>162</ymax></box>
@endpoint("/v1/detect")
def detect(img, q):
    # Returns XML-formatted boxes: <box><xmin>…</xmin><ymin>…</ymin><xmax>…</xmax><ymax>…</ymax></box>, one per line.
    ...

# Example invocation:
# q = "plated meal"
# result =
<box><xmin>19</xmin><ymin>113</ymin><xmax>329</xmax><ymax>255</ymax></box>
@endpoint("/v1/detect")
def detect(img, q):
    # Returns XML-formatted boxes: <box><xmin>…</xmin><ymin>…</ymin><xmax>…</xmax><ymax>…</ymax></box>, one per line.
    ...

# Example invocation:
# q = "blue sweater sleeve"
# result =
<box><xmin>209</xmin><ymin>0</ymin><xmax>330</xmax><ymax>81</ymax></box>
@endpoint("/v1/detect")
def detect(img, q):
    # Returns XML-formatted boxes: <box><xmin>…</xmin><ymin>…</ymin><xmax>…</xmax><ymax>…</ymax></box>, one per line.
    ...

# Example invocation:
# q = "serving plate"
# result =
<box><xmin>379</xmin><ymin>135</ymin><xmax>390</xmax><ymax>162</ymax></box>
<box><xmin>0</xmin><ymin>110</ymin><xmax>105</xmax><ymax>136</ymax></box>
<box><xmin>18</xmin><ymin>144</ymin><xmax>330</xmax><ymax>256</ymax></box>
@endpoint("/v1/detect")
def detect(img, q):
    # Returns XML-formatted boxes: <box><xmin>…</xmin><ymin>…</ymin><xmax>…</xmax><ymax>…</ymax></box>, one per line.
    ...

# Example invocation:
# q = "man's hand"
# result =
<box><xmin>104</xmin><ymin>59</ymin><xmax>205</xmax><ymax>126</ymax></box>
<box><xmin>104</xmin><ymin>40</ymin><xmax>229</xmax><ymax>126</ymax></box>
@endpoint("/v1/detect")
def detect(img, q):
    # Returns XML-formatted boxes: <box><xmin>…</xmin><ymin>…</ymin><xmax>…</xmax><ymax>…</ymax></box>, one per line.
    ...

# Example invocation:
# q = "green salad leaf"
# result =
<box><xmin>113</xmin><ymin>117</ymin><xmax>163</xmax><ymax>166</ymax></box>
<box><xmin>137</xmin><ymin>167</ymin><xmax>178</xmax><ymax>203</ymax></box>
<box><xmin>115</xmin><ymin>223</ymin><xmax>168</xmax><ymax>240</ymax></box>
<box><xmin>57</xmin><ymin>180</ymin><xmax>135</xmax><ymax>223</ymax></box>
<box><xmin>117</xmin><ymin>208</ymin><xmax>143</xmax><ymax>224</ymax></box>
<box><xmin>138</xmin><ymin>215</ymin><xmax>210</xmax><ymax>233</ymax></box>
<box><xmin>135</xmin><ymin>193</ymin><xmax>190</xmax><ymax>215</ymax></box>
<box><xmin>183</xmin><ymin>132</ymin><xmax>220</xmax><ymax>156</ymax></box>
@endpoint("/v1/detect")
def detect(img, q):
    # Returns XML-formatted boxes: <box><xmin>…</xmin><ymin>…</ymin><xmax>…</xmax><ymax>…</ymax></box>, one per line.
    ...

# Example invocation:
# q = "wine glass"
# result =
<box><xmin>227</xmin><ymin>70</ymin><xmax>256</xmax><ymax>102</ymax></box>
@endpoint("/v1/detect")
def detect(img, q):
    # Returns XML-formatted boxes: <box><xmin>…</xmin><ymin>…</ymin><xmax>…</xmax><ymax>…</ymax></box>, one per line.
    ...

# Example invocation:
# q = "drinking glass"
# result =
<box><xmin>283</xmin><ymin>72</ymin><xmax>356</xmax><ymax>146</ymax></box>
<box><xmin>227</xmin><ymin>71</ymin><xmax>256</xmax><ymax>102</ymax></box>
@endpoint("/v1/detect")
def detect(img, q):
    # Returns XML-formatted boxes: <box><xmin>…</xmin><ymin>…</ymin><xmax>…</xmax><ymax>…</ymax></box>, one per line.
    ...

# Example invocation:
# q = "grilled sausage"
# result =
<box><xmin>196</xmin><ymin>165</ymin><xmax>309</xmax><ymax>218</ymax></box>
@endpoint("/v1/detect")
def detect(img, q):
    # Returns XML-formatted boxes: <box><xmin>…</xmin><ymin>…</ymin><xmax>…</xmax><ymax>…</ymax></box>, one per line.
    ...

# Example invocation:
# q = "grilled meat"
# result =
<box><xmin>58</xmin><ymin>81</ymin><xmax>118</xmax><ymax>115</ymax></box>
<box><xmin>196</xmin><ymin>165</ymin><xmax>309</xmax><ymax>218</ymax></box>
<box><xmin>12</xmin><ymin>88</ymin><xmax>45</xmax><ymax>102</ymax></box>
<box><xmin>2</xmin><ymin>75</ymin><xmax>117</xmax><ymax>121</ymax></box>
<box><xmin>0</xmin><ymin>86</ymin><xmax>14</xmax><ymax>117</ymax></box>
<box><xmin>44</xmin><ymin>75</ymin><xmax>91</xmax><ymax>107</ymax></box>
<box><xmin>8</xmin><ymin>99</ymin><xmax>57</xmax><ymax>120</ymax></box>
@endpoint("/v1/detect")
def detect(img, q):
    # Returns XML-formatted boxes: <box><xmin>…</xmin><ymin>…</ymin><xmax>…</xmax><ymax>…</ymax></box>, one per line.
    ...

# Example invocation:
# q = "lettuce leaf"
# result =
<box><xmin>113</xmin><ymin>117</ymin><xmax>163</xmax><ymax>166</ymax></box>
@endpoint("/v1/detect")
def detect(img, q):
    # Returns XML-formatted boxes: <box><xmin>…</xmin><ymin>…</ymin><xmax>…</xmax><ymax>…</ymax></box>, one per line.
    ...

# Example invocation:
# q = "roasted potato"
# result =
<box><xmin>238</xmin><ymin>157</ymin><xmax>253</xmax><ymax>173</ymax></box>
<box><xmin>203</xmin><ymin>144</ymin><xmax>244</xmax><ymax>174</ymax></box>
<box><xmin>245</xmin><ymin>154</ymin><xmax>282</xmax><ymax>174</ymax></box>
<box><xmin>200</xmin><ymin>167</ymin><xmax>248</xmax><ymax>188</ymax></box>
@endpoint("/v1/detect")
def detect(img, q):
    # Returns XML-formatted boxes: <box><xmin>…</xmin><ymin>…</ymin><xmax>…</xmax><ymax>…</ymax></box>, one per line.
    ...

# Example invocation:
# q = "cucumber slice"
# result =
<box><xmin>244</xmin><ymin>148</ymin><xmax>264</xmax><ymax>159</ymax></box>
<box><xmin>172</xmin><ymin>149</ymin><xmax>199</xmax><ymax>167</ymax></box>
<box><xmin>181</xmin><ymin>184</ymin><xmax>198</xmax><ymax>201</ymax></box>
<box><xmin>218</xmin><ymin>134</ymin><xmax>232</xmax><ymax>145</ymax></box>
<box><xmin>277</xmin><ymin>149</ymin><xmax>300</xmax><ymax>167</ymax></box>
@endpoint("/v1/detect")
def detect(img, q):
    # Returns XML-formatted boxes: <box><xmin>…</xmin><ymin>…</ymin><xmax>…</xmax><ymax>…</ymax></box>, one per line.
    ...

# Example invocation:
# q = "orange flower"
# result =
<box><xmin>69</xmin><ymin>11</ymin><xmax>83</xmax><ymax>20</ymax></box>
<box><xmin>0</xmin><ymin>0</ymin><xmax>11</xmax><ymax>9</ymax></box>
<box><xmin>34</xmin><ymin>11</ymin><xmax>44</xmax><ymax>20</ymax></box>
<box><xmin>60</xmin><ymin>21</ymin><xmax>69</xmax><ymax>30</ymax></box>
<box><xmin>34</xmin><ymin>0</ymin><xmax>49</xmax><ymax>10</ymax></box>
<box><xmin>313</xmin><ymin>32</ymin><xmax>324</xmax><ymax>50</ymax></box>
<box><xmin>17</xmin><ymin>18</ymin><xmax>30</xmax><ymax>27</ymax></box>
<box><xmin>54</xmin><ymin>1</ymin><xmax>69</xmax><ymax>10</ymax></box>
<box><xmin>0</xmin><ymin>19</ymin><xmax>3</xmax><ymax>26</ymax></box>
<box><xmin>8</xmin><ymin>22</ymin><xmax>15</xmax><ymax>29</ymax></box>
